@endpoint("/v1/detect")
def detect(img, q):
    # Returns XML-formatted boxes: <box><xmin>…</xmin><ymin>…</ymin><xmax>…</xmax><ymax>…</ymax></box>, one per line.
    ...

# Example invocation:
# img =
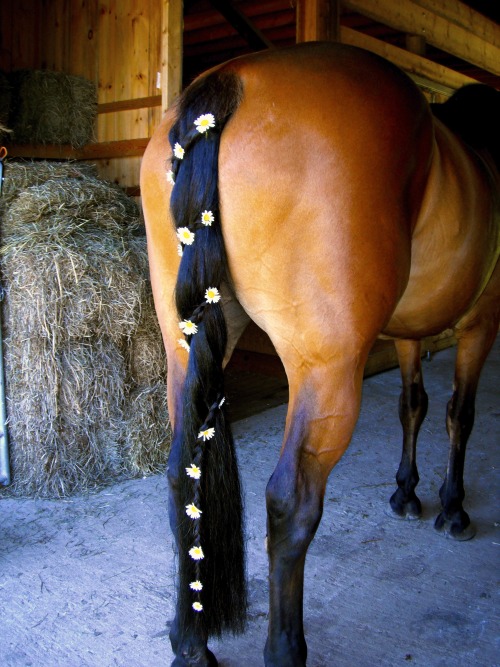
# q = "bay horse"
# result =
<box><xmin>140</xmin><ymin>42</ymin><xmax>499</xmax><ymax>666</ymax></box>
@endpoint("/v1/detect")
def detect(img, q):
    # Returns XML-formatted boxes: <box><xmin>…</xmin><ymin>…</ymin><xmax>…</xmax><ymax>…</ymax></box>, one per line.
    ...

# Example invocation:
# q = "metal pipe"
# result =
<box><xmin>0</xmin><ymin>154</ymin><xmax>10</xmax><ymax>486</ymax></box>
<box><xmin>0</xmin><ymin>294</ymin><xmax>10</xmax><ymax>486</ymax></box>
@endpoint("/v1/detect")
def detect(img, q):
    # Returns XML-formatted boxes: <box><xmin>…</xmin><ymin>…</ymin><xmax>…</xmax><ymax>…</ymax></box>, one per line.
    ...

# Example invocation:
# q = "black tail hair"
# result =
<box><xmin>168</xmin><ymin>69</ymin><xmax>246</xmax><ymax>637</ymax></box>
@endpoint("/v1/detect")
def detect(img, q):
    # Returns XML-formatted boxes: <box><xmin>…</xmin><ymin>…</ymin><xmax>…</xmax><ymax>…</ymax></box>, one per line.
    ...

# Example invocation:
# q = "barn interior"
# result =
<box><xmin>0</xmin><ymin>3</ymin><xmax>498</xmax><ymax>666</ymax></box>
<box><xmin>0</xmin><ymin>1</ymin><xmax>498</xmax><ymax>493</ymax></box>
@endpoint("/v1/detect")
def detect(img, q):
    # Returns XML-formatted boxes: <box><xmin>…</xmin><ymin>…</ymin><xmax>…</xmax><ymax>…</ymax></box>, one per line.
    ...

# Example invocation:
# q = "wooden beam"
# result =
<box><xmin>405</xmin><ymin>34</ymin><xmax>426</xmax><ymax>57</ymax></box>
<box><xmin>340</xmin><ymin>26</ymin><xmax>478</xmax><ymax>90</ymax></box>
<box><xmin>97</xmin><ymin>95</ymin><xmax>162</xmax><ymax>114</ymax></box>
<box><xmin>296</xmin><ymin>0</ymin><xmax>340</xmax><ymax>42</ymax></box>
<box><xmin>411</xmin><ymin>0</ymin><xmax>499</xmax><ymax>47</ymax></box>
<box><xmin>210</xmin><ymin>0</ymin><xmax>274</xmax><ymax>50</ymax></box>
<box><xmin>7</xmin><ymin>138</ymin><xmax>150</xmax><ymax>160</ymax></box>
<box><xmin>161</xmin><ymin>0</ymin><xmax>183</xmax><ymax>114</ymax></box>
<box><xmin>342</xmin><ymin>0</ymin><xmax>500</xmax><ymax>75</ymax></box>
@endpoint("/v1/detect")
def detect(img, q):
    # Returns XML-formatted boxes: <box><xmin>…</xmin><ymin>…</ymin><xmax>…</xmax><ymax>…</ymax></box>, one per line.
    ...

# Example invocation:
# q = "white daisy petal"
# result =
<box><xmin>190</xmin><ymin>580</ymin><xmax>203</xmax><ymax>591</ymax></box>
<box><xmin>194</xmin><ymin>113</ymin><xmax>215</xmax><ymax>134</ymax></box>
<box><xmin>186</xmin><ymin>463</ymin><xmax>201</xmax><ymax>479</ymax></box>
<box><xmin>198</xmin><ymin>427</ymin><xmax>215</xmax><ymax>441</ymax></box>
<box><xmin>186</xmin><ymin>503</ymin><xmax>202</xmax><ymax>520</ymax></box>
<box><xmin>200</xmin><ymin>210</ymin><xmax>214</xmax><ymax>226</ymax></box>
<box><xmin>178</xmin><ymin>338</ymin><xmax>190</xmax><ymax>353</ymax></box>
<box><xmin>205</xmin><ymin>287</ymin><xmax>221</xmax><ymax>304</ymax></box>
<box><xmin>167</xmin><ymin>170</ymin><xmax>175</xmax><ymax>185</ymax></box>
<box><xmin>177</xmin><ymin>227</ymin><xmax>195</xmax><ymax>246</ymax></box>
<box><xmin>173</xmin><ymin>143</ymin><xmax>185</xmax><ymax>159</ymax></box>
<box><xmin>179</xmin><ymin>320</ymin><xmax>198</xmax><ymax>336</ymax></box>
<box><xmin>189</xmin><ymin>545</ymin><xmax>204</xmax><ymax>561</ymax></box>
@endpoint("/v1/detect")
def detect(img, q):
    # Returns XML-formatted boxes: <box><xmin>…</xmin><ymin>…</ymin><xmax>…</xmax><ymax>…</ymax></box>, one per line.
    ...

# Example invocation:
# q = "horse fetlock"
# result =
<box><xmin>264</xmin><ymin>633</ymin><xmax>307</xmax><ymax>667</ymax></box>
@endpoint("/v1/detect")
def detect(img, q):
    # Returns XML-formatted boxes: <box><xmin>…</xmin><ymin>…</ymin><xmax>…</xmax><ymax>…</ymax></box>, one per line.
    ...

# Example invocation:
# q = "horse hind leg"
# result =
<box><xmin>435</xmin><ymin>305</ymin><xmax>499</xmax><ymax>540</ymax></box>
<box><xmin>264</xmin><ymin>355</ymin><xmax>366</xmax><ymax>667</ymax></box>
<box><xmin>390</xmin><ymin>339</ymin><xmax>428</xmax><ymax>520</ymax></box>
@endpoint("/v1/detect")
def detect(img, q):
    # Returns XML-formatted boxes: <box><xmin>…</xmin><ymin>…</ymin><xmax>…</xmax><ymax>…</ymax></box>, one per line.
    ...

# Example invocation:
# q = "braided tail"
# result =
<box><xmin>168</xmin><ymin>70</ymin><xmax>246</xmax><ymax>637</ymax></box>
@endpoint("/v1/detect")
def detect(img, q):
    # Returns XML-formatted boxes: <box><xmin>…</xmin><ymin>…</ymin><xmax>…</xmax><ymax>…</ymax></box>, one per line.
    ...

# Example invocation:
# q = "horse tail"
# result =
<box><xmin>167</xmin><ymin>69</ymin><xmax>246</xmax><ymax>637</ymax></box>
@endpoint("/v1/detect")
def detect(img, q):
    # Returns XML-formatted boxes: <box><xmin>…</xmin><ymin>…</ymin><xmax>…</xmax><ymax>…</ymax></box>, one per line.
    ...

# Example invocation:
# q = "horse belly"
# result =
<box><xmin>384</xmin><ymin>124</ymin><xmax>499</xmax><ymax>338</ymax></box>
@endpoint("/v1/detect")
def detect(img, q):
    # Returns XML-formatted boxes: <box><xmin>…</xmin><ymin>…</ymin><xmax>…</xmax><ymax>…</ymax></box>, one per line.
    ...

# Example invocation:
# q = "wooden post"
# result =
<box><xmin>161</xmin><ymin>0</ymin><xmax>183</xmax><ymax>114</ymax></box>
<box><xmin>296</xmin><ymin>0</ymin><xmax>340</xmax><ymax>43</ymax></box>
<box><xmin>405</xmin><ymin>34</ymin><xmax>426</xmax><ymax>56</ymax></box>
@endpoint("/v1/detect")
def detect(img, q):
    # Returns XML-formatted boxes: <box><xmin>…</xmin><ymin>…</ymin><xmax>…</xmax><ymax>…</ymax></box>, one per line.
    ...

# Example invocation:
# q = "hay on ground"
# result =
<box><xmin>0</xmin><ymin>161</ymin><xmax>170</xmax><ymax>497</ymax></box>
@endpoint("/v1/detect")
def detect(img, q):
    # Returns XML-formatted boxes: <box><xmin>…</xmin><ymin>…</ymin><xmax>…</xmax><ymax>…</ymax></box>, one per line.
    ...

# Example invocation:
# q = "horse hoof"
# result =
<box><xmin>389</xmin><ymin>492</ymin><xmax>422</xmax><ymax>521</ymax></box>
<box><xmin>434</xmin><ymin>512</ymin><xmax>476</xmax><ymax>541</ymax></box>
<box><xmin>171</xmin><ymin>648</ymin><xmax>218</xmax><ymax>667</ymax></box>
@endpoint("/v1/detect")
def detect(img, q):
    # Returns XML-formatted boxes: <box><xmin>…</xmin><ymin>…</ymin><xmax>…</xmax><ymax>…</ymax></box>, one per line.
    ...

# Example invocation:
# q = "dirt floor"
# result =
<box><xmin>1</xmin><ymin>338</ymin><xmax>499</xmax><ymax>667</ymax></box>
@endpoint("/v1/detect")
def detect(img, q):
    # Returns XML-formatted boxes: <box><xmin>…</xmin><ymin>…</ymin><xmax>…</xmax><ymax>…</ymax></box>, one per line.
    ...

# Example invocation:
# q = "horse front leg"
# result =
<box><xmin>264</xmin><ymin>364</ymin><xmax>364</xmax><ymax>667</ymax></box>
<box><xmin>390</xmin><ymin>339</ymin><xmax>428</xmax><ymax>519</ymax></box>
<box><xmin>435</xmin><ymin>314</ymin><xmax>498</xmax><ymax>541</ymax></box>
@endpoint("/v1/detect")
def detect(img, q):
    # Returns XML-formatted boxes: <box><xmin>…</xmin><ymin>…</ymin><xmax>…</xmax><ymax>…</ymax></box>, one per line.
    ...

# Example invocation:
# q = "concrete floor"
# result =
<box><xmin>1</xmin><ymin>338</ymin><xmax>499</xmax><ymax>667</ymax></box>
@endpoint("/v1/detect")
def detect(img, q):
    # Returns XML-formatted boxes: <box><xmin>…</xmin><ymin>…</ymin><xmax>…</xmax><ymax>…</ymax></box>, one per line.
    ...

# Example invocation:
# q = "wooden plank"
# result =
<box><xmin>342</xmin><ymin>0</ymin><xmax>500</xmax><ymax>75</ymax></box>
<box><xmin>161</xmin><ymin>0</ymin><xmax>183</xmax><ymax>114</ymax></box>
<box><xmin>67</xmin><ymin>0</ymin><xmax>99</xmax><ymax>81</ymax></box>
<box><xmin>7</xmin><ymin>138</ymin><xmax>150</xmax><ymax>160</ymax></box>
<box><xmin>97</xmin><ymin>95</ymin><xmax>162</xmax><ymax>114</ymax></box>
<box><xmin>96</xmin><ymin>156</ymin><xmax>143</xmax><ymax>188</ymax></box>
<box><xmin>296</xmin><ymin>0</ymin><xmax>340</xmax><ymax>42</ymax></box>
<box><xmin>411</xmin><ymin>0</ymin><xmax>500</xmax><ymax>47</ymax></box>
<box><xmin>340</xmin><ymin>26</ymin><xmax>478</xmax><ymax>90</ymax></box>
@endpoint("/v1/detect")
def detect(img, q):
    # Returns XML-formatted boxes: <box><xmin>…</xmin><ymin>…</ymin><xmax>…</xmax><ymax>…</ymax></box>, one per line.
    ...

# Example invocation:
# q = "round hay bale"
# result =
<box><xmin>8</xmin><ymin>70</ymin><xmax>96</xmax><ymax>147</ymax></box>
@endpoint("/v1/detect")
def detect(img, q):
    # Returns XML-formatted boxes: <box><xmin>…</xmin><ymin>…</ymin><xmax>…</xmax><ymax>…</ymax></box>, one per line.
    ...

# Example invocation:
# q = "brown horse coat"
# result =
<box><xmin>141</xmin><ymin>42</ymin><xmax>499</xmax><ymax>667</ymax></box>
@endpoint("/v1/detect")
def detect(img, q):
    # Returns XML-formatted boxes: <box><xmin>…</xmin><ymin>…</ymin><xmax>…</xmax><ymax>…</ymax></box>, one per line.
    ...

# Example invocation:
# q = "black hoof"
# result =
<box><xmin>434</xmin><ymin>511</ymin><xmax>476</xmax><ymax>541</ymax></box>
<box><xmin>171</xmin><ymin>646</ymin><xmax>218</xmax><ymax>667</ymax></box>
<box><xmin>389</xmin><ymin>489</ymin><xmax>422</xmax><ymax>520</ymax></box>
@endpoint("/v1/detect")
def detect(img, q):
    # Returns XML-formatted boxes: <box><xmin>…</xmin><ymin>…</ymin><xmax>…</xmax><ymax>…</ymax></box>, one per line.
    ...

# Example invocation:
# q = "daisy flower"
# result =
<box><xmin>178</xmin><ymin>338</ymin><xmax>190</xmax><ymax>353</ymax></box>
<box><xmin>192</xmin><ymin>601</ymin><xmax>203</xmax><ymax>612</ymax></box>
<box><xmin>198</xmin><ymin>427</ymin><xmax>215</xmax><ymax>441</ymax></box>
<box><xmin>190</xmin><ymin>580</ymin><xmax>203</xmax><ymax>591</ymax></box>
<box><xmin>186</xmin><ymin>463</ymin><xmax>201</xmax><ymax>479</ymax></box>
<box><xmin>194</xmin><ymin>113</ymin><xmax>215</xmax><ymax>134</ymax></box>
<box><xmin>177</xmin><ymin>244</ymin><xmax>183</xmax><ymax>258</ymax></box>
<box><xmin>189</xmin><ymin>545</ymin><xmax>204</xmax><ymax>561</ymax></box>
<box><xmin>219</xmin><ymin>397</ymin><xmax>226</xmax><ymax>408</ymax></box>
<box><xmin>167</xmin><ymin>170</ymin><xmax>175</xmax><ymax>186</ymax></box>
<box><xmin>186</xmin><ymin>503</ymin><xmax>202</xmax><ymax>520</ymax></box>
<box><xmin>173</xmin><ymin>143</ymin><xmax>185</xmax><ymax>159</ymax></box>
<box><xmin>177</xmin><ymin>227</ymin><xmax>195</xmax><ymax>245</ymax></box>
<box><xmin>179</xmin><ymin>320</ymin><xmax>198</xmax><ymax>336</ymax></box>
<box><xmin>205</xmin><ymin>287</ymin><xmax>221</xmax><ymax>304</ymax></box>
<box><xmin>201</xmin><ymin>210</ymin><xmax>214</xmax><ymax>226</ymax></box>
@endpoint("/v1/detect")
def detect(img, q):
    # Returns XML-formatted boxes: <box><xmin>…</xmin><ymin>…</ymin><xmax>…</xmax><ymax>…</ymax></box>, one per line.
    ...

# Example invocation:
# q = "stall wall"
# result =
<box><xmin>0</xmin><ymin>0</ymin><xmax>164</xmax><ymax>189</ymax></box>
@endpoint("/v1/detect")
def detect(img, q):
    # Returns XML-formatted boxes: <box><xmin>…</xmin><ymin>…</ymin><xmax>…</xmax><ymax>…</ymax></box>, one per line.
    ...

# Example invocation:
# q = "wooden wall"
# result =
<box><xmin>1</xmin><ymin>0</ymin><xmax>498</xmax><ymax>194</ymax></box>
<box><xmin>0</xmin><ymin>0</ymin><xmax>168</xmax><ymax>190</ymax></box>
